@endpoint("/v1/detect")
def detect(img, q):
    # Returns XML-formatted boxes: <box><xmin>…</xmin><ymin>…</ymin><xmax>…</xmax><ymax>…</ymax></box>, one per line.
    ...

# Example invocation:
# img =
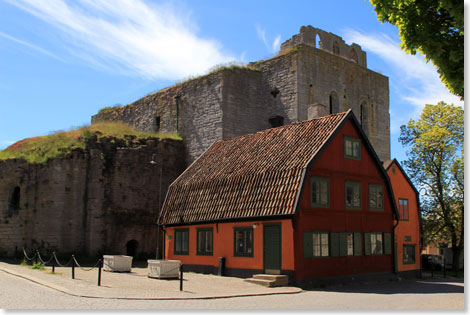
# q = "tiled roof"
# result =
<box><xmin>159</xmin><ymin>111</ymin><xmax>349</xmax><ymax>225</ymax></box>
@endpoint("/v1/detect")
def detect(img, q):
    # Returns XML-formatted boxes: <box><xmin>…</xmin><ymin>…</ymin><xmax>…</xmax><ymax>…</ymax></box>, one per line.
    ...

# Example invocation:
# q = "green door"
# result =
<box><xmin>263</xmin><ymin>223</ymin><xmax>282</xmax><ymax>274</ymax></box>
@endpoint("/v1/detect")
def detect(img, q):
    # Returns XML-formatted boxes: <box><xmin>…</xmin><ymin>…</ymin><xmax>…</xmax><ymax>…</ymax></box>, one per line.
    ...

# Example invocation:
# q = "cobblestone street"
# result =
<box><xmin>0</xmin><ymin>263</ymin><xmax>464</xmax><ymax>310</ymax></box>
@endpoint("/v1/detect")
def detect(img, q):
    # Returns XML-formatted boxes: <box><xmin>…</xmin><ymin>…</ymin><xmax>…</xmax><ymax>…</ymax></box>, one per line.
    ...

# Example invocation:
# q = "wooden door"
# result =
<box><xmin>263</xmin><ymin>223</ymin><xmax>281</xmax><ymax>274</ymax></box>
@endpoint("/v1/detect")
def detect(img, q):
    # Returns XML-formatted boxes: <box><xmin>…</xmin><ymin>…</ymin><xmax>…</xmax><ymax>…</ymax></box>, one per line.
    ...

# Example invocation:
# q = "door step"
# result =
<box><xmin>244</xmin><ymin>274</ymin><xmax>289</xmax><ymax>287</ymax></box>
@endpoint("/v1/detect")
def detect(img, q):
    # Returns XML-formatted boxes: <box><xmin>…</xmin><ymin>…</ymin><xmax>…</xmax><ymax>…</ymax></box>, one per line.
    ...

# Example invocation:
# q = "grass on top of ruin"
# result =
<box><xmin>0</xmin><ymin>122</ymin><xmax>181</xmax><ymax>164</ymax></box>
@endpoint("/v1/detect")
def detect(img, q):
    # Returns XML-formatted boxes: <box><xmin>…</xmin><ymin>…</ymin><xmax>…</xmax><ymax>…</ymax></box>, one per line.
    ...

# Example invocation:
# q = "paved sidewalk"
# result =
<box><xmin>0</xmin><ymin>261</ymin><xmax>301</xmax><ymax>300</ymax></box>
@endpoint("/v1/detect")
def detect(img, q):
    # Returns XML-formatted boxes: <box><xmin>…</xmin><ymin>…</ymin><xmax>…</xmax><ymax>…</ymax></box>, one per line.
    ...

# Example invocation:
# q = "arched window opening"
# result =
<box><xmin>333</xmin><ymin>41</ymin><xmax>340</xmax><ymax>55</ymax></box>
<box><xmin>126</xmin><ymin>239</ymin><xmax>138</xmax><ymax>257</ymax></box>
<box><xmin>350</xmin><ymin>49</ymin><xmax>358</xmax><ymax>63</ymax></box>
<box><xmin>8</xmin><ymin>186</ymin><xmax>20</xmax><ymax>214</ymax></box>
<box><xmin>329</xmin><ymin>91</ymin><xmax>339</xmax><ymax>114</ymax></box>
<box><xmin>315</xmin><ymin>34</ymin><xmax>321</xmax><ymax>48</ymax></box>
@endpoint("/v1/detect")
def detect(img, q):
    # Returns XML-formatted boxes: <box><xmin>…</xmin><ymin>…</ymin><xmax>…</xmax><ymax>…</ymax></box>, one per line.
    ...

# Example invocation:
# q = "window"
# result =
<box><xmin>303</xmin><ymin>231</ymin><xmax>329</xmax><ymax>257</ymax></box>
<box><xmin>403</xmin><ymin>244</ymin><xmax>416</xmax><ymax>264</ymax></box>
<box><xmin>174</xmin><ymin>229</ymin><xmax>189</xmax><ymax>255</ymax></box>
<box><xmin>155</xmin><ymin>116</ymin><xmax>161</xmax><ymax>132</ymax></box>
<box><xmin>344</xmin><ymin>137</ymin><xmax>361</xmax><ymax>160</ymax></box>
<box><xmin>365</xmin><ymin>232</ymin><xmax>392</xmax><ymax>255</ymax></box>
<box><xmin>369</xmin><ymin>184</ymin><xmax>384</xmax><ymax>211</ymax></box>
<box><xmin>310</xmin><ymin>177</ymin><xmax>329</xmax><ymax>207</ymax></box>
<box><xmin>399</xmin><ymin>199</ymin><xmax>409</xmax><ymax>220</ymax></box>
<box><xmin>234</xmin><ymin>227</ymin><xmax>253</xmax><ymax>257</ymax></box>
<box><xmin>197</xmin><ymin>228</ymin><xmax>213</xmax><ymax>255</ymax></box>
<box><xmin>268</xmin><ymin>115</ymin><xmax>284</xmax><ymax>128</ymax></box>
<box><xmin>345</xmin><ymin>181</ymin><xmax>361</xmax><ymax>209</ymax></box>
<box><xmin>330</xmin><ymin>232</ymin><xmax>362</xmax><ymax>256</ymax></box>
<box><xmin>329</xmin><ymin>91</ymin><xmax>339</xmax><ymax>114</ymax></box>
<box><xmin>333</xmin><ymin>41</ymin><xmax>340</xmax><ymax>55</ymax></box>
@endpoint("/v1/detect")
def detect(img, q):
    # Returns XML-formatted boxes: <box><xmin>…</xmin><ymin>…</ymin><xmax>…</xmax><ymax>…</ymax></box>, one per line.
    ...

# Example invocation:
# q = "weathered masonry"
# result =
<box><xmin>0</xmin><ymin>137</ymin><xmax>184</xmax><ymax>257</ymax></box>
<box><xmin>92</xmin><ymin>25</ymin><xmax>390</xmax><ymax>164</ymax></box>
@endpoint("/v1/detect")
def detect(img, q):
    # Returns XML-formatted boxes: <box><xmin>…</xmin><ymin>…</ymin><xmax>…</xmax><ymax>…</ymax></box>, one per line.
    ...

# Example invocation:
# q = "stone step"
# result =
<box><xmin>244</xmin><ymin>278</ymin><xmax>276</xmax><ymax>287</ymax></box>
<box><xmin>244</xmin><ymin>274</ymin><xmax>289</xmax><ymax>287</ymax></box>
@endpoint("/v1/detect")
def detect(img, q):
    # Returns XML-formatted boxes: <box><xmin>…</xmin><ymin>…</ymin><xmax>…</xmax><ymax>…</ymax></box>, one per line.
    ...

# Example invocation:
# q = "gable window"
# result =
<box><xmin>399</xmin><ymin>199</ymin><xmax>409</xmax><ymax>220</ymax></box>
<box><xmin>303</xmin><ymin>231</ymin><xmax>329</xmax><ymax>257</ymax></box>
<box><xmin>345</xmin><ymin>181</ymin><xmax>361</xmax><ymax>209</ymax></box>
<box><xmin>310</xmin><ymin>177</ymin><xmax>329</xmax><ymax>208</ymax></box>
<box><xmin>403</xmin><ymin>244</ymin><xmax>416</xmax><ymax>264</ymax></box>
<box><xmin>234</xmin><ymin>227</ymin><xmax>253</xmax><ymax>257</ymax></box>
<box><xmin>174</xmin><ymin>229</ymin><xmax>189</xmax><ymax>255</ymax></box>
<box><xmin>344</xmin><ymin>137</ymin><xmax>361</xmax><ymax>160</ymax></box>
<box><xmin>330</xmin><ymin>232</ymin><xmax>362</xmax><ymax>257</ymax></box>
<box><xmin>197</xmin><ymin>228</ymin><xmax>213</xmax><ymax>256</ymax></box>
<box><xmin>365</xmin><ymin>232</ymin><xmax>392</xmax><ymax>256</ymax></box>
<box><xmin>369</xmin><ymin>184</ymin><xmax>384</xmax><ymax>211</ymax></box>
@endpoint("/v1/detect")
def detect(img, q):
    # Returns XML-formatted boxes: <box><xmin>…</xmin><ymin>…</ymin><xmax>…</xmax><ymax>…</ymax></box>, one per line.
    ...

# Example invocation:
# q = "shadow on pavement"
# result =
<box><xmin>320</xmin><ymin>278</ymin><xmax>464</xmax><ymax>295</ymax></box>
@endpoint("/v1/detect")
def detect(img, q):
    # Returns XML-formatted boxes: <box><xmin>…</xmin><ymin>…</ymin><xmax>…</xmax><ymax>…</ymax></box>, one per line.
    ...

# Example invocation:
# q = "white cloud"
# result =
<box><xmin>343</xmin><ymin>29</ymin><xmax>463</xmax><ymax>114</ymax></box>
<box><xmin>6</xmin><ymin>0</ymin><xmax>235</xmax><ymax>80</ymax></box>
<box><xmin>0</xmin><ymin>31</ymin><xmax>63</xmax><ymax>61</ymax></box>
<box><xmin>256</xmin><ymin>24</ymin><xmax>281</xmax><ymax>54</ymax></box>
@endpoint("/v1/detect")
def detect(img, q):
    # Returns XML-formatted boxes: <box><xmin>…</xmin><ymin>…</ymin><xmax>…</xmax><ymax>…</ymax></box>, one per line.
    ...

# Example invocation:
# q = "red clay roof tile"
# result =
<box><xmin>159</xmin><ymin>111</ymin><xmax>348</xmax><ymax>225</ymax></box>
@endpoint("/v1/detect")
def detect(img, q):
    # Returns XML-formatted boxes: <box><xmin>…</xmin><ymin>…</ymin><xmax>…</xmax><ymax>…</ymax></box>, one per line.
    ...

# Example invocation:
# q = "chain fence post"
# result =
<box><xmin>71</xmin><ymin>255</ymin><xmax>75</xmax><ymax>279</ymax></box>
<box><xmin>179</xmin><ymin>264</ymin><xmax>183</xmax><ymax>291</ymax></box>
<box><xmin>98</xmin><ymin>259</ymin><xmax>102</xmax><ymax>287</ymax></box>
<box><xmin>35</xmin><ymin>250</ymin><xmax>39</xmax><ymax>265</ymax></box>
<box><xmin>52</xmin><ymin>254</ymin><xmax>55</xmax><ymax>274</ymax></box>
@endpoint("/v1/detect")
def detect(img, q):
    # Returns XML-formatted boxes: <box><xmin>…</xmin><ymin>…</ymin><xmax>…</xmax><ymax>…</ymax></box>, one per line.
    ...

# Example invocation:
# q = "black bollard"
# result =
<box><xmin>71</xmin><ymin>255</ymin><xmax>75</xmax><ymax>279</ymax></box>
<box><xmin>52</xmin><ymin>257</ymin><xmax>55</xmax><ymax>274</ymax></box>
<box><xmin>179</xmin><ymin>264</ymin><xmax>183</xmax><ymax>291</ymax></box>
<box><xmin>443</xmin><ymin>257</ymin><xmax>446</xmax><ymax>277</ymax></box>
<box><xmin>35</xmin><ymin>250</ymin><xmax>39</xmax><ymax>265</ymax></box>
<box><xmin>98</xmin><ymin>259</ymin><xmax>102</xmax><ymax>287</ymax></box>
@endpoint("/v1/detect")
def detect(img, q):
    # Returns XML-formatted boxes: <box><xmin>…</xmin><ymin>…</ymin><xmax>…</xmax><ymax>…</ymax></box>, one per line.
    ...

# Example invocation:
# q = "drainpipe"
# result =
<box><xmin>392</xmin><ymin>218</ymin><xmax>400</xmax><ymax>274</ymax></box>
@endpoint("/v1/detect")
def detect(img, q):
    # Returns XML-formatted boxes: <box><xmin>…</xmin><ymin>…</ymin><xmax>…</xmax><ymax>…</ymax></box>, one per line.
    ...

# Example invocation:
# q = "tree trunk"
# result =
<box><xmin>452</xmin><ymin>247</ymin><xmax>462</xmax><ymax>272</ymax></box>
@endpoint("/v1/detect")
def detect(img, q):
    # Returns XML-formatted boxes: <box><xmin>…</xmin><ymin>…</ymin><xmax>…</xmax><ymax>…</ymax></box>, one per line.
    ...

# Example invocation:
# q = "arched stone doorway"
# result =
<box><xmin>126</xmin><ymin>239</ymin><xmax>138</xmax><ymax>257</ymax></box>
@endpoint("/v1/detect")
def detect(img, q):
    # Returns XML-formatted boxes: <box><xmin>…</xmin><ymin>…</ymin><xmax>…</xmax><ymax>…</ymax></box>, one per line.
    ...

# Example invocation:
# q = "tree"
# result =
<box><xmin>370</xmin><ymin>0</ymin><xmax>464</xmax><ymax>99</ymax></box>
<box><xmin>399</xmin><ymin>102</ymin><xmax>463</xmax><ymax>271</ymax></box>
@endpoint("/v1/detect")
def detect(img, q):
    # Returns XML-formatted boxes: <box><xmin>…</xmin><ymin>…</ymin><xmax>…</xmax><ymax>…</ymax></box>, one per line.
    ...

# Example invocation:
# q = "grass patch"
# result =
<box><xmin>20</xmin><ymin>259</ymin><xmax>29</xmax><ymax>267</ymax></box>
<box><xmin>97</xmin><ymin>104</ymin><xmax>122</xmax><ymax>115</ymax></box>
<box><xmin>30</xmin><ymin>262</ymin><xmax>45</xmax><ymax>270</ymax></box>
<box><xmin>180</xmin><ymin>61</ymin><xmax>260</xmax><ymax>84</ymax></box>
<box><xmin>0</xmin><ymin>122</ymin><xmax>181</xmax><ymax>164</ymax></box>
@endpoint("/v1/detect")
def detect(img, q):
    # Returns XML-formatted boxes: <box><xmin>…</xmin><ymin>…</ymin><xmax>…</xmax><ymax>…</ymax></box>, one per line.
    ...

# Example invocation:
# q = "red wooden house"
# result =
<box><xmin>384</xmin><ymin>159</ymin><xmax>421</xmax><ymax>276</ymax></box>
<box><xmin>158</xmin><ymin>110</ymin><xmax>399</xmax><ymax>284</ymax></box>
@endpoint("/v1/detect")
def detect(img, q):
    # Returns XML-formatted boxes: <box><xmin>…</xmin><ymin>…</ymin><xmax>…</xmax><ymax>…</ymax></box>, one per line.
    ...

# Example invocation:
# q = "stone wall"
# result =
<box><xmin>0</xmin><ymin>137</ymin><xmax>185</xmax><ymax>258</ymax></box>
<box><xmin>296</xmin><ymin>45</ymin><xmax>390</xmax><ymax>160</ymax></box>
<box><xmin>92</xmin><ymin>26</ymin><xmax>390</xmax><ymax>163</ymax></box>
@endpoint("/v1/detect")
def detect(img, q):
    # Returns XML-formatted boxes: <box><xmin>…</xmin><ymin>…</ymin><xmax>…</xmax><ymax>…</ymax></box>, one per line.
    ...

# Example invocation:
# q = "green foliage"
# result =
<box><xmin>370</xmin><ymin>0</ymin><xmax>464</xmax><ymax>99</ymax></box>
<box><xmin>97</xmin><ymin>104</ymin><xmax>122</xmax><ymax>115</ymax></box>
<box><xmin>399</xmin><ymin>102</ymin><xmax>463</xmax><ymax>270</ymax></box>
<box><xmin>20</xmin><ymin>259</ymin><xmax>28</xmax><ymax>266</ymax></box>
<box><xmin>31</xmin><ymin>261</ymin><xmax>45</xmax><ymax>270</ymax></box>
<box><xmin>0</xmin><ymin>122</ymin><xmax>181</xmax><ymax>164</ymax></box>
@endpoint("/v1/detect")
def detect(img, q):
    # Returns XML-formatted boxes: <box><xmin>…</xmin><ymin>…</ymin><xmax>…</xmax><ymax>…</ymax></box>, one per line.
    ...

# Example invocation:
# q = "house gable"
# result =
<box><xmin>159</xmin><ymin>112</ymin><xmax>349</xmax><ymax>226</ymax></box>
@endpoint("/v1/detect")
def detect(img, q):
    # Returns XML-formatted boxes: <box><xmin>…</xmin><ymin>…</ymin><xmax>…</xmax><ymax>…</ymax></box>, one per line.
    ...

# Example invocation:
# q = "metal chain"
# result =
<box><xmin>53</xmin><ymin>252</ymin><xmax>73</xmax><ymax>267</ymax></box>
<box><xmin>22</xmin><ymin>248</ymin><xmax>37</xmax><ymax>261</ymax></box>
<box><xmin>36</xmin><ymin>251</ymin><xmax>54</xmax><ymax>265</ymax></box>
<box><xmin>72</xmin><ymin>256</ymin><xmax>101</xmax><ymax>271</ymax></box>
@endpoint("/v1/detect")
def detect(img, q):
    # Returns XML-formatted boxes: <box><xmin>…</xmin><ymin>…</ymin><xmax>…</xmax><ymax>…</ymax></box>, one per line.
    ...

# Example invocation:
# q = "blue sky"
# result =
<box><xmin>0</xmin><ymin>0</ymin><xmax>463</xmax><ymax>163</ymax></box>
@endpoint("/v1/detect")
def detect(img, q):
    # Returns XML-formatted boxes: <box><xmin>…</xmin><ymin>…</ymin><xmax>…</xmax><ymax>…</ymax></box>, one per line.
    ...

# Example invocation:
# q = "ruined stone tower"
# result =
<box><xmin>1</xmin><ymin>26</ymin><xmax>391</xmax><ymax>258</ymax></box>
<box><xmin>93</xmin><ymin>25</ymin><xmax>390</xmax><ymax>164</ymax></box>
